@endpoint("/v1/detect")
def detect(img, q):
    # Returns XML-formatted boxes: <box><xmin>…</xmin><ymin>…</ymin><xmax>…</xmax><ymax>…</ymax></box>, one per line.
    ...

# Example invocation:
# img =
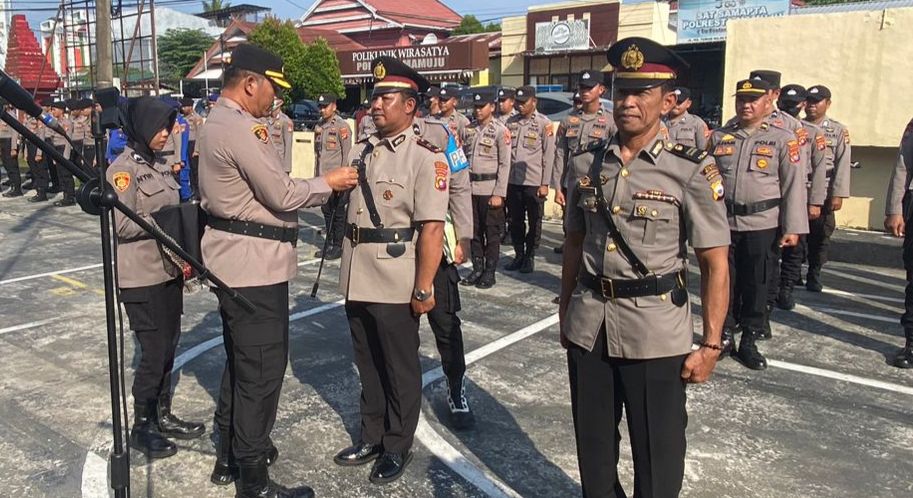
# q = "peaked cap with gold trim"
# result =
<box><xmin>370</xmin><ymin>56</ymin><xmax>431</xmax><ymax>96</ymax></box>
<box><xmin>606</xmin><ymin>37</ymin><xmax>688</xmax><ymax>90</ymax></box>
<box><xmin>228</xmin><ymin>43</ymin><xmax>291</xmax><ymax>89</ymax></box>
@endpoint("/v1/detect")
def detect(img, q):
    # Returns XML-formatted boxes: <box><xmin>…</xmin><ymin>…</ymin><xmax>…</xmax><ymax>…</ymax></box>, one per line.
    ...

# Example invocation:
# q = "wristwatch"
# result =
<box><xmin>413</xmin><ymin>288</ymin><xmax>433</xmax><ymax>302</ymax></box>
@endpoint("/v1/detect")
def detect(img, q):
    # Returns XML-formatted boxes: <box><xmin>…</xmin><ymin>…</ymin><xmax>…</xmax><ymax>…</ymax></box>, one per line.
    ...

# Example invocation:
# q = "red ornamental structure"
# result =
<box><xmin>6</xmin><ymin>14</ymin><xmax>61</xmax><ymax>99</ymax></box>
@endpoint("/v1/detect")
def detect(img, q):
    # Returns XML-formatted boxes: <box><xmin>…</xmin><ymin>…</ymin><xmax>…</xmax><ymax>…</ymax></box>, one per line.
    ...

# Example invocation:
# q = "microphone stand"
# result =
<box><xmin>0</xmin><ymin>108</ymin><xmax>254</xmax><ymax>498</ymax></box>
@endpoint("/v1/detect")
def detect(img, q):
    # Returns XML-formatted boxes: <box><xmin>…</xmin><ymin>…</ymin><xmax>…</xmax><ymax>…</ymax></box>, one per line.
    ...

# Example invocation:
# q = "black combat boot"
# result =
<box><xmin>776</xmin><ymin>285</ymin><xmax>796</xmax><ymax>310</ymax></box>
<box><xmin>893</xmin><ymin>329</ymin><xmax>913</xmax><ymax>369</ymax></box>
<box><xmin>53</xmin><ymin>196</ymin><xmax>76</xmax><ymax>207</ymax></box>
<box><xmin>519</xmin><ymin>249</ymin><xmax>535</xmax><ymax>274</ymax></box>
<box><xmin>806</xmin><ymin>268</ymin><xmax>823</xmax><ymax>292</ymax></box>
<box><xmin>446</xmin><ymin>377</ymin><xmax>475</xmax><ymax>431</ymax></box>
<box><xmin>2</xmin><ymin>187</ymin><xmax>23</xmax><ymax>198</ymax></box>
<box><xmin>236</xmin><ymin>457</ymin><xmax>314</xmax><ymax>498</ymax></box>
<box><xmin>461</xmin><ymin>257</ymin><xmax>483</xmax><ymax>286</ymax></box>
<box><xmin>721</xmin><ymin>326</ymin><xmax>737</xmax><ymax>357</ymax></box>
<box><xmin>504</xmin><ymin>246</ymin><xmax>525</xmax><ymax>271</ymax></box>
<box><xmin>475</xmin><ymin>262</ymin><xmax>496</xmax><ymax>289</ymax></box>
<box><xmin>129</xmin><ymin>401</ymin><xmax>177</xmax><ymax>459</ymax></box>
<box><xmin>156</xmin><ymin>395</ymin><xmax>205</xmax><ymax>440</ymax></box>
<box><xmin>211</xmin><ymin>424</ymin><xmax>238</xmax><ymax>485</ymax></box>
<box><xmin>736</xmin><ymin>328</ymin><xmax>768</xmax><ymax>370</ymax></box>
<box><xmin>759</xmin><ymin>306</ymin><xmax>773</xmax><ymax>340</ymax></box>
<box><xmin>28</xmin><ymin>189</ymin><xmax>48</xmax><ymax>202</ymax></box>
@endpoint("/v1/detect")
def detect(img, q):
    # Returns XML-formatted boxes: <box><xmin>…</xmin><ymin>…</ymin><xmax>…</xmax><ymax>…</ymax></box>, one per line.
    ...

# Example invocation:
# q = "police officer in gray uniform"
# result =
<box><xmin>333</xmin><ymin>56</ymin><xmax>450</xmax><ymax>484</ymax></box>
<box><xmin>561</xmin><ymin>37</ymin><xmax>730</xmax><ymax>498</ymax></box>
<box><xmin>664</xmin><ymin>87</ymin><xmax>709</xmax><ymax>150</ymax></box>
<box><xmin>0</xmin><ymin>105</ymin><xmax>22</xmax><ymax>197</ymax></box>
<box><xmin>805</xmin><ymin>84</ymin><xmax>852</xmax><ymax>292</ymax></box>
<box><xmin>496</xmin><ymin>87</ymin><xmax>518</xmax><ymax>243</ymax></box>
<box><xmin>314</xmin><ymin>92</ymin><xmax>353</xmax><ymax>260</ymax></box>
<box><xmin>709</xmin><ymin>78</ymin><xmax>808</xmax><ymax>369</ymax></box>
<box><xmin>885</xmin><ymin>117</ymin><xmax>913</xmax><ymax>368</ymax></box>
<box><xmin>199</xmin><ymin>44</ymin><xmax>357</xmax><ymax>498</ymax></box>
<box><xmin>107</xmin><ymin>97</ymin><xmax>206</xmax><ymax>460</ymax></box>
<box><xmin>436</xmin><ymin>86</ymin><xmax>470</xmax><ymax>145</ymax></box>
<box><xmin>48</xmin><ymin>101</ymin><xmax>75</xmax><ymax>206</ymax></box>
<box><xmin>505</xmin><ymin>86</ymin><xmax>555</xmax><ymax>273</ymax></box>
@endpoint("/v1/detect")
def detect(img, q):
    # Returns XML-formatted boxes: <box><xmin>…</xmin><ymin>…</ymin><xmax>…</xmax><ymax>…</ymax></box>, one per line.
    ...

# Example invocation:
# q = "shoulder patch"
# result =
<box><xmin>667</xmin><ymin>142</ymin><xmax>708</xmax><ymax>163</ymax></box>
<box><xmin>787</xmin><ymin>139</ymin><xmax>801</xmax><ymax>163</ymax></box>
<box><xmin>434</xmin><ymin>161</ymin><xmax>448</xmax><ymax>191</ymax></box>
<box><xmin>112</xmin><ymin>171</ymin><xmax>131</xmax><ymax>192</ymax></box>
<box><xmin>252</xmin><ymin>124</ymin><xmax>270</xmax><ymax>144</ymax></box>
<box><xmin>415</xmin><ymin>137</ymin><xmax>442</xmax><ymax>153</ymax></box>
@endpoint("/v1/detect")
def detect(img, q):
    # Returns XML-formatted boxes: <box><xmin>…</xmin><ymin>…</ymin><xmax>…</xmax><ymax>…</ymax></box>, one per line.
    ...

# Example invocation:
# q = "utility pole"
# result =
<box><xmin>96</xmin><ymin>0</ymin><xmax>113</xmax><ymax>88</ymax></box>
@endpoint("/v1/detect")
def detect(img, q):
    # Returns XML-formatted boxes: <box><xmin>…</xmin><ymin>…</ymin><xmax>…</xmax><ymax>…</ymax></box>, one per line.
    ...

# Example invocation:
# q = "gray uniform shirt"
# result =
<box><xmin>338</xmin><ymin>125</ymin><xmax>450</xmax><ymax>303</ymax></box>
<box><xmin>666</xmin><ymin>111</ymin><xmax>709</xmax><ymax>150</ymax></box>
<box><xmin>506</xmin><ymin>111</ymin><xmax>555</xmax><ymax>187</ymax></box>
<box><xmin>0</xmin><ymin>117</ymin><xmax>19</xmax><ymax>148</ymax></box>
<box><xmin>564</xmin><ymin>132</ymin><xmax>730</xmax><ymax>359</ymax></box>
<box><xmin>268</xmin><ymin>112</ymin><xmax>294</xmax><ymax>173</ymax></box>
<box><xmin>886</xmin><ymin>118</ymin><xmax>913</xmax><ymax>216</ymax></box>
<box><xmin>314</xmin><ymin>113</ymin><xmax>352</xmax><ymax>175</ymax></box>
<box><xmin>802</xmin><ymin>120</ymin><xmax>831</xmax><ymax>206</ymax></box>
<box><xmin>108</xmin><ymin>146</ymin><xmax>181</xmax><ymax>288</ymax></box>
<box><xmin>199</xmin><ymin>97</ymin><xmax>332</xmax><ymax>288</ymax></box>
<box><xmin>415</xmin><ymin>117</ymin><xmax>473</xmax><ymax>245</ymax></box>
<box><xmin>357</xmin><ymin>114</ymin><xmax>377</xmax><ymax>142</ymax></box>
<box><xmin>464</xmin><ymin>118</ymin><xmax>511</xmax><ymax>197</ymax></box>
<box><xmin>814</xmin><ymin>117</ymin><xmax>852</xmax><ymax>198</ymax></box>
<box><xmin>709</xmin><ymin>122</ymin><xmax>809</xmax><ymax>234</ymax></box>
<box><xmin>552</xmin><ymin>106</ymin><xmax>616</xmax><ymax>191</ymax></box>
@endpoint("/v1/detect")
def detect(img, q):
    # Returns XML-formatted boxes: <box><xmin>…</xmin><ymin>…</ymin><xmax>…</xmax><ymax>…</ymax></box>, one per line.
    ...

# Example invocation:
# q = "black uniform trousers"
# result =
<box><xmin>507</xmin><ymin>184</ymin><xmax>544</xmax><ymax>254</ymax></box>
<box><xmin>807</xmin><ymin>206</ymin><xmax>836</xmax><ymax>273</ymax></box>
<box><xmin>320</xmin><ymin>190</ymin><xmax>350</xmax><ymax>249</ymax></box>
<box><xmin>470</xmin><ymin>194</ymin><xmax>505</xmax><ymax>267</ymax></box>
<box><xmin>187</xmin><ymin>140</ymin><xmax>199</xmax><ymax>198</ymax></box>
<box><xmin>900</xmin><ymin>194</ymin><xmax>913</xmax><ymax>331</ymax></box>
<box><xmin>27</xmin><ymin>142</ymin><xmax>49</xmax><ymax>191</ymax></box>
<box><xmin>346</xmin><ymin>300</ymin><xmax>421</xmax><ymax>454</ymax></box>
<box><xmin>0</xmin><ymin>138</ymin><xmax>21</xmax><ymax>189</ymax></box>
<box><xmin>46</xmin><ymin>138</ymin><xmax>60</xmax><ymax>190</ymax></box>
<box><xmin>25</xmin><ymin>142</ymin><xmax>38</xmax><ymax>181</ymax></box>
<box><xmin>777</xmin><ymin>233</ymin><xmax>807</xmax><ymax>294</ymax></box>
<box><xmin>51</xmin><ymin>144</ymin><xmax>75</xmax><ymax>198</ymax></box>
<box><xmin>726</xmin><ymin>228</ymin><xmax>778</xmax><ymax>331</ymax></box>
<box><xmin>81</xmin><ymin>142</ymin><xmax>97</xmax><ymax>172</ymax></box>
<box><xmin>568</xmin><ymin>329</ymin><xmax>688</xmax><ymax>498</ymax></box>
<box><xmin>427</xmin><ymin>258</ymin><xmax>466</xmax><ymax>390</ymax></box>
<box><xmin>120</xmin><ymin>278</ymin><xmax>183</xmax><ymax>404</ymax></box>
<box><xmin>214</xmin><ymin>283</ymin><xmax>290</xmax><ymax>464</ymax></box>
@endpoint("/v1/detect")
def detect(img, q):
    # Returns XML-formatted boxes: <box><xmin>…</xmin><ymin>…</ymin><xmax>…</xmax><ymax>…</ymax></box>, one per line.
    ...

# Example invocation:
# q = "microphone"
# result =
<box><xmin>0</xmin><ymin>69</ymin><xmax>69</xmax><ymax>137</ymax></box>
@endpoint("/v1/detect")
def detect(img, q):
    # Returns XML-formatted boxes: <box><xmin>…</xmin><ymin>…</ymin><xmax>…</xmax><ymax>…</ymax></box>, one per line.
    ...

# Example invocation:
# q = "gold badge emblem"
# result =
<box><xmin>112</xmin><ymin>172</ymin><xmax>131</xmax><ymax>192</ymax></box>
<box><xmin>621</xmin><ymin>45</ymin><xmax>645</xmax><ymax>71</ymax></box>
<box><xmin>383</xmin><ymin>189</ymin><xmax>393</xmax><ymax>201</ymax></box>
<box><xmin>637</xmin><ymin>205</ymin><xmax>647</xmax><ymax>216</ymax></box>
<box><xmin>757</xmin><ymin>159</ymin><xmax>768</xmax><ymax>169</ymax></box>
<box><xmin>742</xmin><ymin>81</ymin><xmax>753</xmax><ymax>89</ymax></box>
<box><xmin>373</xmin><ymin>62</ymin><xmax>386</xmax><ymax>80</ymax></box>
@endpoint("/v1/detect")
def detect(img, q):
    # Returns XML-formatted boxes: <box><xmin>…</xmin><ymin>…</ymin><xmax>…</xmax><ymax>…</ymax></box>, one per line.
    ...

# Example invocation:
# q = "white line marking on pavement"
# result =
<box><xmin>821</xmin><ymin>288</ymin><xmax>904</xmax><ymax>305</ymax></box>
<box><xmin>766</xmin><ymin>359</ymin><xmax>913</xmax><ymax>396</ymax></box>
<box><xmin>417</xmin><ymin>314</ymin><xmax>560</xmax><ymax>498</ymax></box>
<box><xmin>0</xmin><ymin>263</ymin><xmax>103</xmax><ymax>286</ymax></box>
<box><xmin>0</xmin><ymin>317</ymin><xmax>62</xmax><ymax>336</ymax></box>
<box><xmin>805</xmin><ymin>306</ymin><xmax>898</xmax><ymax>324</ymax></box>
<box><xmin>81</xmin><ymin>299</ymin><xmax>345</xmax><ymax>497</ymax></box>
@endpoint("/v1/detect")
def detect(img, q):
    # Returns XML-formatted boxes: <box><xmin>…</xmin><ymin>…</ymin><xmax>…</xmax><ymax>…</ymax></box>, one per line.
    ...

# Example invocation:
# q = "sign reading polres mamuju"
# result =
<box><xmin>677</xmin><ymin>0</ymin><xmax>791</xmax><ymax>43</ymax></box>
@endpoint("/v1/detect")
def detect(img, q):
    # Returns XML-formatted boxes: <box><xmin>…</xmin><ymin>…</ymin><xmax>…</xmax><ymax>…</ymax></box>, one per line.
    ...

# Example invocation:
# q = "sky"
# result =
<box><xmin>13</xmin><ymin>0</ymin><xmax>540</xmax><ymax>35</ymax></box>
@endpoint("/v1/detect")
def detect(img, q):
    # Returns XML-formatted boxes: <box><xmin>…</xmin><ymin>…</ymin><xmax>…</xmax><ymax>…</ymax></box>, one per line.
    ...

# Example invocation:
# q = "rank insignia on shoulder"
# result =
<box><xmin>112</xmin><ymin>171</ymin><xmax>131</xmax><ymax>192</ymax></box>
<box><xmin>252</xmin><ymin>124</ymin><xmax>270</xmax><ymax>144</ymax></box>
<box><xmin>650</xmin><ymin>140</ymin><xmax>665</xmax><ymax>157</ymax></box>
<box><xmin>668</xmin><ymin>142</ymin><xmax>708</xmax><ymax>163</ymax></box>
<box><xmin>843</xmin><ymin>130</ymin><xmax>850</xmax><ymax>144</ymax></box>
<box><xmin>720</xmin><ymin>134</ymin><xmax>735</xmax><ymax>142</ymax></box>
<box><xmin>760</xmin><ymin>123</ymin><xmax>769</xmax><ymax>130</ymax></box>
<box><xmin>416</xmin><ymin>137</ymin><xmax>441</xmax><ymax>153</ymax></box>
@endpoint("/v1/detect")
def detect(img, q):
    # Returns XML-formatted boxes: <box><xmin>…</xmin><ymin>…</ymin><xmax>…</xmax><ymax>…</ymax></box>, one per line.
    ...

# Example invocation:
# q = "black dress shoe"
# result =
<box><xmin>2</xmin><ymin>188</ymin><xmax>23</xmax><ymax>198</ymax></box>
<box><xmin>334</xmin><ymin>442</ymin><xmax>382</xmax><ymax>466</ymax></box>
<box><xmin>894</xmin><ymin>338</ymin><xmax>913</xmax><ymax>369</ymax></box>
<box><xmin>157</xmin><ymin>412</ymin><xmax>205</xmax><ymax>440</ymax></box>
<box><xmin>28</xmin><ymin>191</ymin><xmax>48</xmax><ymax>202</ymax></box>
<box><xmin>369</xmin><ymin>451</ymin><xmax>413</xmax><ymax>485</ymax></box>
<box><xmin>53</xmin><ymin>197</ymin><xmax>76</xmax><ymax>207</ymax></box>
<box><xmin>237</xmin><ymin>459</ymin><xmax>314</xmax><ymax>498</ymax></box>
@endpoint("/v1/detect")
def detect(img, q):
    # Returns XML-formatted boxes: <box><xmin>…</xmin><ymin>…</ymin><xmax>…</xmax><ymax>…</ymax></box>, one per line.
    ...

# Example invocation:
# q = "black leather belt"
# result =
<box><xmin>470</xmin><ymin>172</ymin><xmax>498</xmax><ymax>181</ymax></box>
<box><xmin>580</xmin><ymin>270</ymin><xmax>686</xmax><ymax>300</ymax></box>
<box><xmin>208</xmin><ymin>217</ymin><xmax>298</xmax><ymax>246</ymax></box>
<box><xmin>160</xmin><ymin>150</ymin><xmax>174</xmax><ymax>157</ymax></box>
<box><xmin>345</xmin><ymin>224</ymin><xmax>415</xmax><ymax>245</ymax></box>
<box><xmin>725</xmin><ymin>198</ymin><xmax>780</xmax><ymax>216</ymax></box>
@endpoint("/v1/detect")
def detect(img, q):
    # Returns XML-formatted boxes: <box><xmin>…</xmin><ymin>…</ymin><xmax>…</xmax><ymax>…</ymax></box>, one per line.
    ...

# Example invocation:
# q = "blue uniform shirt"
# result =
<box><xmin>106</xmin><ymin>128</ymin><xmax>127</xmax><ymax>164</ymax></box>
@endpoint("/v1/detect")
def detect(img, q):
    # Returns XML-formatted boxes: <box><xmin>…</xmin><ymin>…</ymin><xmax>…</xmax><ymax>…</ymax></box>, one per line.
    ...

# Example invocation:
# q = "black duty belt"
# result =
<box><xmin>825</xmin><ymin>169</ymin><xmax>834</xmax><ymax>179</ymax></box>
<box><xmin>580</xmin><ymin>269</ymin><xmax>686</xmax><ymax>300</ymax></box>
<box><xmin>345</xmin><ymin>224</ymin><xmax>415</xmax><ymax>245</ymax></box>
<box><xmin>470</xmin><ymin>172</ymin><xmax>498</xmax><ymax>181</ymax></box>
<box><xmin>208</xmin><ymin>217</ymin><xmax>298</xmax><ymax>246</ymax></box>
<box><xmin>725</xmin><ymin>198</ymin><xmax>780</xmax><ymax>216</ymax></box>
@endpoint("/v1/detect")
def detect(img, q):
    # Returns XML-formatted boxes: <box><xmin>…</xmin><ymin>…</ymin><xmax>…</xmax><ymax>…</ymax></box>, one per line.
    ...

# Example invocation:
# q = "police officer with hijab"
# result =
<box><xmin>107</xmin><ymin>96</ymin><xmax>205</xmax><ymax>460</ymax></box>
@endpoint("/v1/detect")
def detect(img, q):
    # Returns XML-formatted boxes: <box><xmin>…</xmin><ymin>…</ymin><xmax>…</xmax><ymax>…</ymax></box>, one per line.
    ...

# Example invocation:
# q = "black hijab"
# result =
<box><xmin>120</xmin><ymin>96</ymin><xmax>176</xmax><ymax>164</ymax></box>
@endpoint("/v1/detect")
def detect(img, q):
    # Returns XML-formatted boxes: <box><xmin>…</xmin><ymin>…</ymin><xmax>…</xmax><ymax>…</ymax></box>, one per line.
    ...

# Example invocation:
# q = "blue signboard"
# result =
<box><xmin>677</xmin><ymin>0</ymin><xmax>791</xmax><ymax>43</ymax></box>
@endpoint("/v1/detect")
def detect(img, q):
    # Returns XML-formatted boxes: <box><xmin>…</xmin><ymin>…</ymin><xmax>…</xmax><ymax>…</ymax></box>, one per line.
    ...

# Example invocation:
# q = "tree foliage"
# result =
<box><xmin>452</xmin><ymin>15</ymin><xmax>500</xmax><ymax>35</ymax></box>
<box><xmin>201</xmin><ymin>0</ymin><xmax>230</xmax><ymax>12</ymax></box>
<box><xmin>157</xmin><ymin>28</ymin><xmax>215</xmax><ymax>85</ymax></box>
<box><xmin>248</xmin><ymin>17</ymin><xmax>344</xmax><ymax>102</ymax></box>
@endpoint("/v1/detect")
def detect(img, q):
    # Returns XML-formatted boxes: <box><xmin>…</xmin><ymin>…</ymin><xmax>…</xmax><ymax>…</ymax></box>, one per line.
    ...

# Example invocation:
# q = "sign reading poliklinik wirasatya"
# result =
<box><xmin>337</xmin><ymin>40</ymin><xmax>489</xmax><ymax>77</ymax></box>
<box><xmin>677</xmin><ymin>0</ymin><xmax>791</xmax><ymax>43</ymax></box>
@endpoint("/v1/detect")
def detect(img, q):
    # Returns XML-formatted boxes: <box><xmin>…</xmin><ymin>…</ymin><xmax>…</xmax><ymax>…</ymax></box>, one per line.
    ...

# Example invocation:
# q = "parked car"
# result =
<box><xmin>536</xmin><ymin>91</ymin><xmax>613</xmax><ymax>121</ymax></box>
<box><xmin>288</xmin><ymin>100</ymin><xmax>320</xmax><ymax>131</ymax></box>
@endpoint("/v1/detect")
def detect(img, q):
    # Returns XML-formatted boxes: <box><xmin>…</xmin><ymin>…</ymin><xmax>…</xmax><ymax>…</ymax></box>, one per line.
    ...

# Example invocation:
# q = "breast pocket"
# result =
<box><xmin>749</xmin><ymin>149</ymin><xmax>780</xmax><ymax>186</ymax></box>
<box><xmin>375</xmin><ymin>179</ymin><xmax>406</xmax><ymax>208</ymax></box>
<box><xmin>630</xmin><ymin>201</ymin><xmax>673</xmax><ymax>245</ymax></box>
<box><xmin>523</xmin><ymin>132</ymin><xmax>540</xmax><ymax>150</ymax></box>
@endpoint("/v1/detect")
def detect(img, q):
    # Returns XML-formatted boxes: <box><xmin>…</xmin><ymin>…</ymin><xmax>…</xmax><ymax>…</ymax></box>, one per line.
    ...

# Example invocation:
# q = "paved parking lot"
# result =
<box><xmin>0</xmin><ymin>196</ymin><xmax>911</xmax><ymax>498</ymax></box>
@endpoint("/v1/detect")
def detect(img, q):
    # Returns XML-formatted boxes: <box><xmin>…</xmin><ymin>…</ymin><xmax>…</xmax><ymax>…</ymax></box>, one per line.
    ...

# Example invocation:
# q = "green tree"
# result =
<box><xmin>248</xmin><ymin>17</ymin><xmax>344</xmax><ymax>102</ymax></box>
<box><xmin>452</xmin><ymin>15</ymin><xmax>500</xmax><ymax>35</ymax></box>
<box><xmin>201</xmin><ymin>0</ymin><xmax>230</xmax><ymax>12</ymax></box>
<box><xmin>157</xmin><ymin>28</ymin><xmax>215</xmax><ymax>85</ymax></box>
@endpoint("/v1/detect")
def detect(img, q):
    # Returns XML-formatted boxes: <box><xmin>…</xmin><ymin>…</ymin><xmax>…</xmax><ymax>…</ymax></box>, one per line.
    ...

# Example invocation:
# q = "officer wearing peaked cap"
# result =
<box><xmin>435</xmin><ymin>86</ymin><xmax>471</xmax><ymax>147</ymax></box>
<box><xmin>709</xmin><ymin>78</ymin><xmax>807</xmax><ymax>370</ymax></box>
<box><xmin>266</xmin><ymin>97</ymin><xmax>293</xmax><ymax>174</ymax></box>
<box><xmin>47</xmin><ymin>100</ymin><xmax>75</xmax><ymax>206</ymax></box>
<box><xmin>314</xmin><ymin>92</ymin><xmax>352</xmax><ymax>259</ymax></box>
<box><xmin>199</xmin><ymin>43</ymin><xmax>358</xmax><ymax>498</ymax></box>
<box><xmin>357</xmin><ymin>97</ymin><xmax>377</xmax><ymax>141</ymax></box>
<box><xmin>560</xmin><ymin>36</ymin><xmax>730</xmax><ymax>498</ymax></box>
<box><xmin>333</xmin><ymin>56</ymin><xmax>450</xmax><ymax>484</ymax></box>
